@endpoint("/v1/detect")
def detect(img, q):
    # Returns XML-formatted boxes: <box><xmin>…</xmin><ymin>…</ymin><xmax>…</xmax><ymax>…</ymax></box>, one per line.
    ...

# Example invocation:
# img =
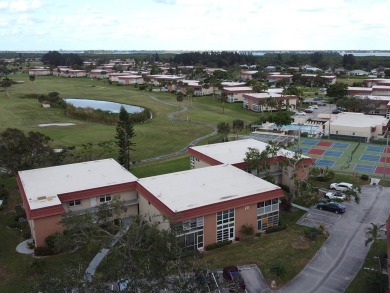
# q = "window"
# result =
<box><xmin>374</xmin><ymin>109</ymin><xmax>380</xmax><ymax>114</ymax></box>
<box><xmin>217</xmin><ymin>209</ymin><xmax>235</xmax><ymax>242</ymax></box>
<box><xmin>99</xmin><ymin>195</ymin><xmax>111</xmax><ymax>203</ymax></box>
<box><xmin>257</xmin><ymin>199</ymin><xmax>279</xmax><ymax>231</ymax></box>
<box><xmin>68</xmin><ymin>199</ymin><xmax>81</xmax><ymax>207</ymax></box>
<box><xmin>177</xmin><ymin>217</ymin><xmax>204</xmax><ymax>251</ymax></box>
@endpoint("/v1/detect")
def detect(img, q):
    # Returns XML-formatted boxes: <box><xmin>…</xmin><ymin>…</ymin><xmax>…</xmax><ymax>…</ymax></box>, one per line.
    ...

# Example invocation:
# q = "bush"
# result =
<box><xmin>265</xmin><ymin>223</ymin><xmax>287</xmax><ymax>234</ymax></box>
<box><xmin>204</xmin><ymin>240</ymin><xmax>232</xmax><ymax>251</ymax></box>
<box><xmin>27</xmin><ymin>241</ymin><xmax>35</xmax><ymax>249</ymax></box>
<box><xmin>277</xmin><ymin>183</ymin><xmax>290</xmax><ymax>193</ymax></box>
<box><xmin>304</xmin><ymin>227</ymin><xmax>319</xmax><ymax>241</ymax></box>
<box><xmin>34</xmin><ymin>246</ymin><xmax>55</xmax><ymax>256</ymax></box>
<box><xmin>22</xmin><ymin>229</ymin><xmax>31</xmax><ymax>239</ymax></box>
<box><xmin>361</xmin><ymin>174</ymin><xmax>369</xmax><ymax>181</ymax></box>
<box><xmin>45</xmin><ymin>232</ymin><xmax>60</xmax><ymax>249</ymax></box>
<box><xmin>269</xmin><ymin>261</ymin><xmax>287</xmax><ymax>277</ymax></box>
<box><xmin>239</xmin><ymin>224</ymin><xmax>254</xmax><ymax>237</ymax></box>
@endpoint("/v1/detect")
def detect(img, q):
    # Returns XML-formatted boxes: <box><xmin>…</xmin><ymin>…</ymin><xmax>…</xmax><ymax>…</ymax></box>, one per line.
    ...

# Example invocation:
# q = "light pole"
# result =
<box><xmin>328</xmin><ymin>104</ymin><xmax>331</xmax><ymax>139</ymax></box>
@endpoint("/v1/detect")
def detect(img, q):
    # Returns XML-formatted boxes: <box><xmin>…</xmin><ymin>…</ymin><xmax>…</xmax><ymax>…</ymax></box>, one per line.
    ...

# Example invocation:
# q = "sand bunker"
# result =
<box><xmin>38</xmin><ymin>123</ymin><xmax>76</xmax><ymax>127</ymax></box>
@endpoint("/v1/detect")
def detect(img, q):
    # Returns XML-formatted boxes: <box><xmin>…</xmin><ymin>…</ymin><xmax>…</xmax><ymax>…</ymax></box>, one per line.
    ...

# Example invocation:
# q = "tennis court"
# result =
<box><xmin>324</xmin><ymin>150</ymin><xmax>343</xmax><ymax>158</ymax></box>
<box><xmin>380</xmin><ymin>157</ymin><xmax>390</xmax><ymax>163</ymax></box>
<box><xmin>360</xmin><ymin>154</ymin><xmax>381</xmax><ymax>162</ymax></box>
<box><xmin>354</xmin><ymin>164</ymin><xmax>376</xmax><ymax>173</ymax></box>
<box><xmin>375</xmin><ymin>166</ymin><xmax>390</xmax><ymax>175</ymax></box>
<box><xmin>332</xmin><ymin>143</ymin><xmax>350</xmax><ymax>149</ymax></box>
<box><xmin>308</xmin><ymin>149</ymin><xmax>325</xmax><ymax>155</ymax></box>
<box><xmin>314</xmin><ymin>159</ymin><xmax>336</xmax><ymax>168</ymax></box>
<box><xmin>317</xmin><ymin>141</ymin><xmax>333</xmax><ymax>147</ymax></box>
<box><xmin>365</xmin><ymin>146</ymin><xmax>384</xmax><ymax>153</ymax></box>
<box><xmin>301</xmin><ymin>140</ymin><xmax>318</xmax><ymax>146</ymax></box>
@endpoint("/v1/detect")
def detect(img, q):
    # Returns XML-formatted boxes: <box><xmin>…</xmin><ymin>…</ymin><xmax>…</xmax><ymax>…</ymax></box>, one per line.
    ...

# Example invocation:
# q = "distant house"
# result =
<box><xmin>223</xmin><ymin>86</ymin><xmax>253</xmax><ymax>103</ymax></box>
<box><xmin>88</xmin><ymin>69</ymin><xmax>112</xmax><ymax>79</ymax></box>
<box><xmin>363</xmin><ymin>78</ymin><xmax>390</xmax><ymax>87</ymax></box>
<box><xmin>264</xmin><ymin>66</ymin><xmax>277</xmax><ymax>72</ymax></box>
<box><xmin>108</xmin><ymin>71</ymin><xmax>138</xmax><ymax>82</ymax></box>
<box><xmin>267</xmin><ymin>74</ymin><xmax>293</xmax><ymax>85</ymax></box>
<box><xmin>243</xmin><ymin>93</ymin><xmax>298</xmax><ymax>111</ymax></box>
<box><xmin>301</xmin><ymin>74</ymin><xmax>337</xmax><ymax>85</ymax></box>
<box><xmin>347</xmin><ymin>70</ymin><xmax>369</xmax><ymax>76</ymax></box>
<box><xmin>59</xmin><ymin>69</ymin><xmax>87</xmax><ymax>78</ymax></box>
<box><xmin>117</xmin><ymin>75</ymin><xmax>144</xmax><ymax>85</ymax></box>
<box><xmin>240</xmin><ymin>70</ymin><xmax>258</xmax><ymax>80</ymax></box>
<box><xmin>28</xmin><ymin>67</ymin><xmax>52</xmax><ymax>76</ymax></box>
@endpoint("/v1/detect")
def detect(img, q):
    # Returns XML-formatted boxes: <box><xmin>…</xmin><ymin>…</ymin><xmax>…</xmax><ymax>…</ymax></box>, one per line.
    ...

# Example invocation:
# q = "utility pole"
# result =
<box><xmin>328</xmin><ymin>104</ymin><xmax>331</xmax><ymax>139</ymax></box>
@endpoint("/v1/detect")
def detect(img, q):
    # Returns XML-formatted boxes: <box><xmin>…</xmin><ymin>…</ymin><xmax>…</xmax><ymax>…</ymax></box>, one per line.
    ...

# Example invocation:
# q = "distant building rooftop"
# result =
<box><xmin>330</xmin><ymin>112</ymin><xmax>388</xmax><ymax>128</ymax></box>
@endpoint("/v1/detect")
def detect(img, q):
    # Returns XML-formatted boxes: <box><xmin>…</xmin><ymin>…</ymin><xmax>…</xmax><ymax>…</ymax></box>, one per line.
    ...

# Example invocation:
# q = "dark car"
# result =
<box><xmin>332</xmin><ymin>109</ymin><xmax>342</xmax><ymax>114</ymax></box>
<box><xmin>223</xmin><ymin>266</ymin><xmax>246</xmax><ymax>290</ymax></box>
<box><xmin>317</xmin><ymin>201</ymin><xmax>345</xmax><ymax>214</ymax></box>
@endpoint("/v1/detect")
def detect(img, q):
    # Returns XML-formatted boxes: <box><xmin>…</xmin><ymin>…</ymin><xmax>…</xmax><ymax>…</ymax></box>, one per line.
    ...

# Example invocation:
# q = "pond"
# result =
<box><xmin>64</xmin><ymin>98</ymin><xmax>144</xmax><ymax>114</ymax></box>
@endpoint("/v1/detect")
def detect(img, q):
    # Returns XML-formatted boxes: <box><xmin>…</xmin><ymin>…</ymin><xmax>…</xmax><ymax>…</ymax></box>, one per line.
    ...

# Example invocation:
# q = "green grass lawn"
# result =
<box><xmin>198</xmin><ymin>210</ymin><xmax>327</xmax><ymax>286</ymax></box>
<box><xmin>345</xmin><ymin>239</ymin><xmax>388</xmax><ymax>293</ymax></box>
<box><xmin>0</xmin><ymin>176</ymin><xmax>98</xmax><ymax>293</ymax></box>
<box><xmin>0</xmin><ymin>74</ymin><xmax>262</xmax><ymax>161</ymax></box>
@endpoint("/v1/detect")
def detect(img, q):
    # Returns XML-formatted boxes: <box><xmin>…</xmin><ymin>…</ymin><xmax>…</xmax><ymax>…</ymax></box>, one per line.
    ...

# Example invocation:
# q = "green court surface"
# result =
<box><xmin>292</xmin><ymin>138</ymin><xmax>390</xmax><ymax>178</ymax></box>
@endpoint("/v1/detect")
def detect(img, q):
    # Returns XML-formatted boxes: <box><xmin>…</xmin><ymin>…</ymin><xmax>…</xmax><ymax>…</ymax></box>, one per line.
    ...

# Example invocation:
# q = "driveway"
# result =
<box><xmin>276</xmin><ymin>185</ymin><xmax>390</xmax><ymax>293</ymax></box>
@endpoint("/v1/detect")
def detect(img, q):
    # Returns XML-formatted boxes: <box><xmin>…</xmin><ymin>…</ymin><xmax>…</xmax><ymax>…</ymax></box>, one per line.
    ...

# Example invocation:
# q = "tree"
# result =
<box><xmin>342</xmin><ymin>54</ymin><xmax>356</xmax><ymax>69</ymax></box>
<box><xmin>0</xmin><ymin>128</ymin><xmax>55</xmax><ymax>174</ymax></box>
<box><xmin>384</xmin><ymin>69</ymin><xmax>390</xmax><ymax>77</ymax></box>
<box><xmin>266</xmin><ymin>97</ymin><xmax>277</xmax><ymax>112</ymax></box>
<box><xmin>232</xmin><ymin>119</ymin><xmax>244</xmax><ymax>138</ymax></box>
<box><xmin>220</xmin><ymin>92</ymin><xmax>228</xmax><ymax>114</ymax></box>
<box><xmin>272</xmin><ymin>111</ymin><xmax>292</xmax><ymax>127</ymax></box>
<box><xmin>365</xmin><ymin>222</ymin><xmax>385</xmax><ymax>270</ymax></box>
<box><xmin>29</xmin><ymin>74</ymin><xmax>36</xmax><ymax>83</ymax></box>
<box><xmin>176</xmin><ymin>92</ymin><xmax>184</xmax><ymax>118</ymax></box>
<box><xmin>115</xmin><ymin>106</ymin><xmax>136</xmax><ymax>170</ymax></box>
<box><xmin>1</xmin><ymin>77</ymin><xmax>16</xmax><ymax>97</ymax></box>
<box><xmin>326</xmin><ymin>82</ymin><xmax>349</xmax><ymax>100</ymax></box>
<box><xmin>217</xmin><ymin>122</ymin><xmax>230</xmax><ymax>142</ymax></box>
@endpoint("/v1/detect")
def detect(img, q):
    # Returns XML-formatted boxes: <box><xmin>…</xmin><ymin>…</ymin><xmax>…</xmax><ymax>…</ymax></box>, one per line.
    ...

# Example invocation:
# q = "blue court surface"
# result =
<box><xmin>360</xmin><ymin>154</ymin><xmax>380</xmax><ymax>162</ymax></box>
<box><xmin>354</xmin><ymin>164</ymin><xmax>376</xmax><ymax>173</ymax></box>
<box><xmin>332</xmin><ymin>143</ymin><xmax>350</xmax><ymax>149</ymax></box>
<box><xmin>301</xmin><ymin>140</ymin><xmax>317</xmax><ymax>146</ymax></box>
<box><xmin>292</xmin><ymin>147</ymin><xmax>309</xmax><ymax>153</ymax></box>
<box><xmin>365</xmin><ymin>146</ymin><xmax>384</xmax><ymax>153</ymax></box>
<box><xmin>324</xmin><ymin>150</ymin><xmax>343</xmax><ymax>158</ymax></box>
<box><xmin>314</xmin><ymin>159</ymin><xmax>336</xmax><ymax>167</ymax></box>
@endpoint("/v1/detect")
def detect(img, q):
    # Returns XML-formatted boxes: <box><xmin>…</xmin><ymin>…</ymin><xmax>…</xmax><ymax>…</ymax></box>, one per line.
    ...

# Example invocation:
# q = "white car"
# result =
<box><xmin>296</xmin><ymin>112</ymin><xmax>307</xmax><ymax>116</ymax></box>
<box><xmin>329</xmin><ymin>182</ymin><xmax>353</xmax><ymax>191</ymax></box>
<box><xmin>325</xmin><ymin>191</ymin><xmax>346</xmax><ymax>201</ymax></box>
<box><xmin>309</xmin><ymin>105</ymin><xmax>318</xmax><ymax>109</ymax></box>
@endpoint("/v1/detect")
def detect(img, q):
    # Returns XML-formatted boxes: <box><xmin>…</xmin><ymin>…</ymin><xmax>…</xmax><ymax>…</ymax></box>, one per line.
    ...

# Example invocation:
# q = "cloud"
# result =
<box><xmin>3</xmin><ymin>0</ymin><xmax>43</xmax><ymax>12</ymax></box>
<box><xmin>154</xmin><ymin>0</ymin><xmax>176</xmax><ymax>4</ymax></box>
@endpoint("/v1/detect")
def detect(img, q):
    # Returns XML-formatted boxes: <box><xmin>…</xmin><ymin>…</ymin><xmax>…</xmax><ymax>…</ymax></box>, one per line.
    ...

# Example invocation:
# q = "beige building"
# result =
<box><xmin>243</xmin><ymin>92</ymin><xmax>298</xmax><ymax>112</ymax></box>
<box><xmin>223</xmin><ymin>86</ymin><xmax>254</xmax><ymax>103</ymax></box>
<box><xmin>324</xmin><ymin>112</ymin><xmax>389</xmax><ymax>142</ymax></box>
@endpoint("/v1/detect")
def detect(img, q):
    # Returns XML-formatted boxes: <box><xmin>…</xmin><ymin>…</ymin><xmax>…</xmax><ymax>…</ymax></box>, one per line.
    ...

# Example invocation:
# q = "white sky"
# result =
<box><xmin>0</xmin><ymin>0</ymin><xmax>389</xmax><ymax>51</ymax></box>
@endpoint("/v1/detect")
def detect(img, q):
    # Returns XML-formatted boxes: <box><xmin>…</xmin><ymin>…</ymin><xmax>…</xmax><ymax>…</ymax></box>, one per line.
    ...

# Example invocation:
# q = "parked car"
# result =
<box><xmin>317</xmin><ymin>201</ymin><xmax>346</xmax><ymax>214</ymax></box>
<box><xmin>329</xmin><ymin>182</ymin><xmax>353</xmax><ymax>191</ymax></box>
<box><xmin>332</xmin><ymin>109</ymin><xmax>342</xmax><ymax>114</ymax></box>
<box><xmin>296</xmin><ymin>112</ymin><xmax>307</xmax><ymax>116</ymax></box>
<box><xmin>325</xmin><ymin>191</ymin><xmax>346</xmax><ymax>201</ymax></box>
<box><xmin>309</xmin><ymin>105</ymin><xmax>318</xmax><ymax>109</ymax></box>
<box><xmin>223</xmin><ymin>266</ymin><xmax>246</xmax><ymax>290</ymax></box>
<box><xmin>304</xmin><ymin>108</ymin><xmax>313</xmax><ymax>113</ymax></box>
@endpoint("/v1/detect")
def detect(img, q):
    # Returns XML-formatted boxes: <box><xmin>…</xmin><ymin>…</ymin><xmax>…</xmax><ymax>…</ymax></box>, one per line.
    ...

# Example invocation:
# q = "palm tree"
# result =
<box><xmin>276</xmin><ymin>99</ymin><xmax>286</xmax><ymax>112</ymax></box>
<box><xmin>365</xmin><ymin>222</ymin><xmax>385</xmax><ymax>271</ymax></box>
<box><xmin>176</xmin><ymin>92</ymin><xmax>184</xmax><ymax>118</ymax></box>
<box><xmin>257</xmin><ymin>99</ymin><xmax>267</xmax><ymax>113</ymax></box>
<box><xmin>220</xmin><ymin>92</ymin><xmax>228</xmax><ymax>114</ymax></box>
<box><xmin>217</xmin><ymin>122</ymin><xmax>231</xmax><ymax>142</ymax></box>
<box><xmin>266</xmin><ymin>97</ymin><xmax>277</xmax><ymax>112</ymax></box>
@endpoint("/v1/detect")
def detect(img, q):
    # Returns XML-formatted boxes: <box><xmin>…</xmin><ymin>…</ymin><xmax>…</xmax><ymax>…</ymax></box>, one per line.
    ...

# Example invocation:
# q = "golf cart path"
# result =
<box><xmin>135</xmin><ymin>94</ymin><xmax>217</xmax><ymax>164</ymax></box>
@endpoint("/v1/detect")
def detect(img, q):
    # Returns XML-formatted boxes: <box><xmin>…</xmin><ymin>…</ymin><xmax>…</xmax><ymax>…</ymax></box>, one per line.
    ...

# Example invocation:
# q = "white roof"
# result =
<box><xmin>355</xmin><ymin>95</ymin><xmax>390</xmax><ymax>101</ymax></box>
<box><xmin>138</xmin><ymin>164</ymin><xmax>280</xmax><ymax>213</ymax></box>
<box><xmin>330</xmin><ymin>112</ymin><xmax>389</xmax><ymax>127</ymax></box>
<box><xmin>223</xmin><ymin>86</ymin><xmax>253</xmax><ymax>92</ymax></box>
<box><xmin>190</xmin><ymin>138</ymin><xmax>308</xmax><ymax>165</ymax></box>
<box><xmin>18</xmin><ymin>159</ymin><xmax>137</xmax><ymax>210</ymax></box>
<box><xmin>267</xmin><ymin>88</ymin><xmax>284</xmax><ymax>94</ymax></box>
<box><xmin>221</xmin><ymin>82</ymin><xmax>247</xmax><ymax>87</ymax></box>
<box><xmin>245</xmin><ymin>93</ymin><xmax>282</xmax><ymax>99</ymax></box>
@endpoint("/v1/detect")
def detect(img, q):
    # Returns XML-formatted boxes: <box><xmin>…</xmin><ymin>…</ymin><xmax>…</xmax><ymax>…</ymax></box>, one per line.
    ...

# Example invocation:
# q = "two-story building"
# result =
<box><xmin>243</xmin><ymin>93</ymin><xmax>298</xmax><ymax>112</ymax></box>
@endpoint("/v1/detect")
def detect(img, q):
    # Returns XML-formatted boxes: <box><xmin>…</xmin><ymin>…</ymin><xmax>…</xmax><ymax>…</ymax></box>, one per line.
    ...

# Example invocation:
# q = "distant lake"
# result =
<box><xmin>339</xmin><ymin>52</ymin><xmax>390</xmax><ymax>57</ymax></box>
<box><xmin>64</xmin><ymin>99</ymin><xmax>144</xmax><ymax>114</ymax></box>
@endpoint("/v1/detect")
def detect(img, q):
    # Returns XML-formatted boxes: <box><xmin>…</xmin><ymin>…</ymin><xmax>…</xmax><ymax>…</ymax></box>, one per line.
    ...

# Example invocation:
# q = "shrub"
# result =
<box><xmin>22</xmin><ymin>229</ymin><xmax>31</xmax><ymax>239</ymax></box>
<box><xmin>45</xmin><ymin>232</ymin><xmax>60</xmax><ymax>249</ymax></box>
<box><xmin>361</xmin><ymin>174</ymin><xmax>369</xmax><ymax>181</ymax></box>
<box><xmin>265</xmin><ymin>223</ymin><xmax>287</xmax><ymax>234</ymax></box>
<box><xmin>239</xmin><ymin>224</ymin><xmax>254</xmax><ymax>237</ymax></box>
<box><xmin>304</xmin><ymin>227</ymin><xmax>319</xmax><ymax>241</ymax></box>
<box><xmin>29</xmin><ymin>259</ymin><xmax>46</xmax><ymax>274</ymax></box>
<box><xmin>204</xmin><ymin>240</ymin><xmax>232</xmax><ymax>251</ymax></box>
<box><xmin>27</xmin><ymin>241</ymin><xmax>35</xmax><ymax>249</ymax></box>
<box><xmin>269</xmin><ymin>261</ymin><xmax>287</xmax><ymax>277</ymax></box>
<box><xmin>34</xmin><ymin>246</ymin><xmax>55</xmax><ymax>256</ymax></box>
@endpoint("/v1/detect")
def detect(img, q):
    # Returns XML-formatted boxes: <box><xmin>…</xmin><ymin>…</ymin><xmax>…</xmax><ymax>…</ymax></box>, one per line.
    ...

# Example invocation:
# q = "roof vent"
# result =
<box><xmin>37</xmin><ymin>196</ymin><xmax>47</xmax><ymax>201</ymax></box>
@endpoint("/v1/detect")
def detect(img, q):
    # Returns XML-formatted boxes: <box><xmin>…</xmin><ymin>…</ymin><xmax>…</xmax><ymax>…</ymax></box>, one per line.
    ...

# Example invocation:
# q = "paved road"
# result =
<box><xmin>239</xmin><ymin>185</ymin><xmax>389</xmax><ymax>293</ymax></box>
<box><xmin>278</xmin><ymin>185</ymin><xmax>390</xmax><ymax>293</ymax></box>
